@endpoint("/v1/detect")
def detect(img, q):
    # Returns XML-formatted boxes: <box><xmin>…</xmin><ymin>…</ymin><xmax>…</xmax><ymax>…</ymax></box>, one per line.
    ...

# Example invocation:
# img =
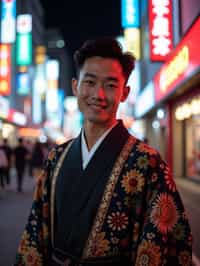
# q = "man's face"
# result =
<box><xmin>72</xmin><ymin>56</ymin><xmax>129</xmax><ymax>127</ymax></box>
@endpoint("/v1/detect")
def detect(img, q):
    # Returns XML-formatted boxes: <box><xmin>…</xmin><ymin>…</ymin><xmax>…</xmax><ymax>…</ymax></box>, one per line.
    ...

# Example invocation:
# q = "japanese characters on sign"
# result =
<box><xmin>121</xmin><ymin>0</ymin><xmax>140</xmax><ymax>28</ymax></box>
<box><xmin>149</xmin><ymin>0</ymin><xmax>173</xmax><ymax>61</ymax></box>
<box><xmin>0</xmin><ymin>0</ymin><xmax>16</xmax><ymax>43</ymax></box>
<box><xmin>0</xmin><ymin>44</ymin><xmax>11</xmax><ymax>96</ymax></box>
<box><xmin>154</xmin><ymin>17</ymin><xmax>200</xmax><ymax>103</ymax></box>
<box><xmin>16</xmin><ymin>14</ymin><xmax>32</xmax><ymax>65</ymax></box>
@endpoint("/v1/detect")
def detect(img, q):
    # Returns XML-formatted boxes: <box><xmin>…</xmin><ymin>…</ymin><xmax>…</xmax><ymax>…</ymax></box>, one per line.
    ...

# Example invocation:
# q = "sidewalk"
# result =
<box><xmin>175</xmin><ymin>177</ymin><xmax>200</xmax><ymax>266</ymax></box>
<box><xmin>0</xmin><ymin>174</ymin><xmax>35</xmax><ymax>266</ymax></box>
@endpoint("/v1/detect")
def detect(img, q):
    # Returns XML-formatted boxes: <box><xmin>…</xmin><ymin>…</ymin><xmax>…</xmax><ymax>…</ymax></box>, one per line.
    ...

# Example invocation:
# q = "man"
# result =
<box><xmin>0</xmin><ymin>145</ymin><xmax>8</xmax><ymax>189</ymax></box>
<box><xmin>13</xmin><ymin>138</ymin><xmax>28</xmax><ymax>192</ymax></box>
<box><xmin>2</xmin><ymin>138</ymin><xmax>12</xmax><ymax>185</ymax></box>
<box><xmin>15</xmin><ymin>38</ymin><xmax>192</xmax><ymax>265</ymax></box>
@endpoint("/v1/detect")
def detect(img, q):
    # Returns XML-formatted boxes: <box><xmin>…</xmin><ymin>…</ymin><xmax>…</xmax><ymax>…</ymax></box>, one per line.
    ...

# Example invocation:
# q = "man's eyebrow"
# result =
<box><xmin>105</xmin><ymin>77</ymin><xmax>119</xmax><ymax>83</ymax></box>
<box><xmin>83</xmin><ymin>73</ymin><xmax>97</xmax><ymax>79</ymax></box>
<box><xmin>83</xmin><ymin>73</ymin><xmax>119</xmax><ymax>83</ymax></box>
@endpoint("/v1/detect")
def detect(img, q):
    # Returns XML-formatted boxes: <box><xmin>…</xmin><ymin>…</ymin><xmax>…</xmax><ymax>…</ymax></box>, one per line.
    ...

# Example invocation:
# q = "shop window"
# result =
<box><xmin>186</xmin><ymin>116</ymin><xmax>200</xmax><ymax>180</ymax></box>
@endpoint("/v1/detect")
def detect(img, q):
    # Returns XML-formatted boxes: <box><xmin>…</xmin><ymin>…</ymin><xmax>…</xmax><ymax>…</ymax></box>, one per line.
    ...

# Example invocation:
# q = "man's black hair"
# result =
<box><xmin>73</xmin><ymin>37</ymin><xmax>135</xmax><ymax>82</ymax></box>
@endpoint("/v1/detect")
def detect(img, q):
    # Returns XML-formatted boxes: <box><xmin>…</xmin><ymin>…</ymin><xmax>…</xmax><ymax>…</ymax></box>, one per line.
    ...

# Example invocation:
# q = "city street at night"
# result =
<box><xmin>0</xmin><ymin>0</ymin><xmax>200</xmax><ymax>265</ymax></box>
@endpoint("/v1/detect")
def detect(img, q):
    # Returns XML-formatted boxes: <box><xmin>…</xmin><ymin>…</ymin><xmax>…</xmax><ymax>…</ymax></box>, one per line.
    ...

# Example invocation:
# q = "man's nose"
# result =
<box><xmin>94</xmin><ymin>84</ymin><xmax>105</xmax><ymax>98</ymax></box>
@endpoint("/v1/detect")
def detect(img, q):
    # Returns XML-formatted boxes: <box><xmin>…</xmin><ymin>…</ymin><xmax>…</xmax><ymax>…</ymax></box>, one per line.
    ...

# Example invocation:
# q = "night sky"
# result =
<box><xmin>40</xmin><ymin>0</ymin><xmax>122</xmax><ymax>55</ymax></box>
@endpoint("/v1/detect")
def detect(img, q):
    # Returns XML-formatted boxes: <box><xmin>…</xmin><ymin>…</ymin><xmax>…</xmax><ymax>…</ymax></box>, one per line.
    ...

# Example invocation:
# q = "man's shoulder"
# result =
<box><xmin>46</xmin><ymin>139</ymin><xmax>74</xmax><ymax>162</ymax></box>
<box><xmin>130</xmin><ymin>136</ymin><xmax>160</xmax><ymax>157</ymax></box>
<box><xmin>55</xmin><ymin>138</ymin><xmax>74</xmax><ymax>154</ymax></box>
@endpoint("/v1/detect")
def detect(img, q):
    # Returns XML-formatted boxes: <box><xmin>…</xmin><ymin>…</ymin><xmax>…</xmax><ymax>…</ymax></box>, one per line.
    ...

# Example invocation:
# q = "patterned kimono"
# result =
<box><xmin>14</xmin><ymin>121</ymin><xmax>192</xmax><ymax>266</ymax></box>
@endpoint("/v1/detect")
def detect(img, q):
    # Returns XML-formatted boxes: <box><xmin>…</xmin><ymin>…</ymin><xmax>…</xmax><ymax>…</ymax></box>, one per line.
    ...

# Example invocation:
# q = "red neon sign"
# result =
<box><xmin>0</xmin><ymin>44</ymin><xmax>11</xmax><ymax>95</ymax></box>
<box><xmin>149</xmin><ymin>0</ymin><xmax>173</xmax><ymax>61</ymax></box>
<box><xmin>154</xmin><ymin>17</ymin><xmax>200</xmax><ymax>103</ymax></box>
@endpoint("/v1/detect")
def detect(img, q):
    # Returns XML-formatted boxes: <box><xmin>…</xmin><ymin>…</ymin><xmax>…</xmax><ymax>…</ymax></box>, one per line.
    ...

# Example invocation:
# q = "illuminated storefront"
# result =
<box><xmin>153</xmin><ymin>17</ymin><xmax>200</xmax><ymax>180</ymax></box>
<box><xmin>172</xmin><ymin>90</ymin><xmax>200</xmax><ymax>181</ymax></box>
<box><xmin>134</xmin><ymin>16</ymin><xmax>200</xmax><ymax>181</ymax></box>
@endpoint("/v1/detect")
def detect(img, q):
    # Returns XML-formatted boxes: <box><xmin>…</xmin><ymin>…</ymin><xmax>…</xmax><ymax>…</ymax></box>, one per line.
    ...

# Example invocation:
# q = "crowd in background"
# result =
<box><xmin>0</xmin><ymin>138</ymin><xmax>55</xmax><ymax>192</ymax></box>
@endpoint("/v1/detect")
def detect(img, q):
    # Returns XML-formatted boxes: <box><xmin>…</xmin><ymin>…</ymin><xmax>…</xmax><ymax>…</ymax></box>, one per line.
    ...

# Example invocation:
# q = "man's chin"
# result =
<box><xmin>86</xmin><ymin>116</ymin><xmax>108</xmax><ymax>124</ymax></box>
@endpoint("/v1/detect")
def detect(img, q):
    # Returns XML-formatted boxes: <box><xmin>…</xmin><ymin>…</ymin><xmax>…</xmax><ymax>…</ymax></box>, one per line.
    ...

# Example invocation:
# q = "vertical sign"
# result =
<box><xmin>17</xmin><ymin>72</ymin><xmax>30</xmax><ymax>95</ymax></box>
<box><xmin>0</xmin><ymin>44</ymin><xmax>11</xmax><ymax>95</ymax></box>
<box><xmin>149</xmin><ymin>0</ymin><xmax>173</xmax><ymax>61</ymax></box>
<box><xmin>0</xmin><ymin>0</ymin><xmax>16</xmax><ymax>43</ymax></box>
<box><xmin>121</xmin><ymin>0</ymin><xmax>140</xmax><ymax>28</ymax></box>
<box><xmin>124</xmin><ymin>28</ymin><xmax>140</xmax><ymax>59</ymax></box>
<box><xmin>16</xmin><ymin>14</ymin><xmax>32</xmax><ymax>65</ymax></box>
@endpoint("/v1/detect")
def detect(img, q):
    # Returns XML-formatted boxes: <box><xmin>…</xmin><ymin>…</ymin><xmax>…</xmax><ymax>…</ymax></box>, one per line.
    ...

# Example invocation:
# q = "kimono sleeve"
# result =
<box><xmin>14</xmin><ymin>149</ymin><xmax>56</xmax><ymax>266</ymax></box>
<box><xmin>134</xmin><ymin>154</ymin><xmax>192</xmax><ymax>266</ymax></box>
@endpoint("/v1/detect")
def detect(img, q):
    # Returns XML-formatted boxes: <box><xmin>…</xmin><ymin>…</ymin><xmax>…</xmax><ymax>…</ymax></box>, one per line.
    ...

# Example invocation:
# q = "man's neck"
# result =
<box><xmin>83</xmin><ymin>120</ymin><xmax>117</xmax><ymax>151</ymax></box>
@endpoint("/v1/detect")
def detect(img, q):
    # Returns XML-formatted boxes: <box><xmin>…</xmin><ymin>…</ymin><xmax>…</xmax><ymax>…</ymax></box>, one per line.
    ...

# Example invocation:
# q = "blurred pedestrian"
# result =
<box><xmin>13</xmin><ymin>138</ymin><xmax>28</xmax><ymax>192</ymax></box>
<box><xmin>31</xmin><ymin>141</ymin><xmax>44</xmax><ymax>183</ymax></box>
<box><xmin>2</xmin><ymin>138</ymin><xmax>12</xmax><ymax>185</ymax></box>
<box><xmin>15</xmin><ymin>38</ymin><xmax>192</xmax><ymax>265</ymax></box>
<box><xmin>0</xmin><ymin>146</ymin><xmax>8</xmax><ymax>189</ymax></box>
<box><xmin>25</xmin><ymin>139</ymin><xmax>34</xmax><ymax>178</ymax></box>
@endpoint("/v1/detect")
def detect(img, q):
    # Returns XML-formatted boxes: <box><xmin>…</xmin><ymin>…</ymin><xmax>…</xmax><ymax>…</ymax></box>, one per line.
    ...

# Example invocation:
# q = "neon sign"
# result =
<box><xmin>149</xmin><ymin>0</ymin><xmax>173</xmax><ymax>61</ymax></box>
<box><xmin>160</xmin><ymin>46</ymin><xmax>189</xmax><ymax>92</ymax></box>
<box><xmin>0</xmin><ymin>0</ymin><xmax>16</xmax><ymax>43</ymax></box>
<box><xmin>0</xmin><ymin>44</ymin><xmax>11</xmax><ymax>95</ymax></box>
<box><xmin>121</xmin><ymin>0</ymin><xmax>140</xmax><ymax>28</ymax></box>
<box><xmin>154</xmin><ymin>17</ymin><xmax>200</xmax><ymax>103</ymax></box>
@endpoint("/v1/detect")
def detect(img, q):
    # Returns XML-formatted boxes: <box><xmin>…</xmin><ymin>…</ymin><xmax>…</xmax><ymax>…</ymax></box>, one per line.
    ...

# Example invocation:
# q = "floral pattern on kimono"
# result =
<box><xmin>14</xmin><ymin>139</ymin><xmax>192</xmax><ymax>266</ymax></box>
<box><xmin>14</xmin><ymin>144</ymin><xmax>67</xmax><ymax>266</ymax></box>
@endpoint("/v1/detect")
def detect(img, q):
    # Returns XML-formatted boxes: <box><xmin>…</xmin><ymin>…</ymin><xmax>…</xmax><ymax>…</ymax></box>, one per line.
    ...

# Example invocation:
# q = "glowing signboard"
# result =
<box><xmin>16</xmin><ymin>33</ymin><xmax>32</xmax><ymax>65</ymax></box>
<box><xmin>0</xmin><ymin>44</ymin><xmax>11</xmax><ymax>95</ymax></box>
<box><xmin>17</xmin><ymin>72</ymin><xmax>30</xmax><ymax>95</ymax></box>
<box><xmin>134</xmin><ymin>81</ymin><xmax>155</xmax><ymax>118</ymax></box>
<box><xmin>0</xmin><ymin>96</ymin><xmax>9</xmax><ymax>119</ymax></box>
<box><xmin>0</xmin><ymin>0</ymin><xmax>16</xmax><ymax>43</ymax></box>
<box><xmin>17</xmin><ymin>14</ymin><xmax>32</xmax><ymax>33</ymax></box>
<box><xmin>124</xmin><ymin>28</ymin><xmax>140</xmax><ymax>59</ymax></box>
<box><xmin>121</xmin><ymin>0</ymin><xmax>140</xmax><ymax>28</ymax></box>
<box><xmin>16</xmin><ymin>14</ymin><xmax>32</xmax><ymax>66</ymax></box>
<box><xmin>149</xmin><ymin>0</ymin><xmax>173</xmax><ymax>61</ymax></box>
<box><xmin>154</xmin><ymin>17</ymin><xmax>200</xmax><ymax>103</ymax></box>
<box><xmin>35</xmin><ymin>46</ymin><xmax>46</xmax><ymax>64</ymax></box>
<box><xmin>7</xmin><ymin>109</ymin><xmax>27</xmax><ymax>126</ymax></box>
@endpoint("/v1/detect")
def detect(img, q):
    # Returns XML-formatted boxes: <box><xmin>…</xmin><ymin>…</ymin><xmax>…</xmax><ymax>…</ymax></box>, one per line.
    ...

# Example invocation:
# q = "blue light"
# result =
<box><xmin>121</xmin><ymin>0</ymin><xmax>140</xmax><ymax>28</ymax></box>
<box><xmin>17</xmin><ymin>73</ymin><xmax>30</xmax><ymax>95</ymax></box>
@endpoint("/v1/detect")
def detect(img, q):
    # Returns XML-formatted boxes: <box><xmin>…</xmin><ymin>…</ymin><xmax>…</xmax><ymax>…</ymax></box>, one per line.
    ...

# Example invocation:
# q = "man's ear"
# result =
<box><xmin>71</xmin><ymin>78</ymin><xmax>78</xmax><ymax>96</ymax></box>
<box><xmin>121</xmin><ymin>85</ymin><xmax>130</xmax><ymax>102</ymax></box>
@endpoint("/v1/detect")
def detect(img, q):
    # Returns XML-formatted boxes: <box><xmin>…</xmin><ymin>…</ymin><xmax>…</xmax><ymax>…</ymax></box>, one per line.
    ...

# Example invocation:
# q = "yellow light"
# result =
<box><xmin>0</xmin><ymin>80</ymin><xmax>8</xmax><ymax>92</ymax></box>
<box><xmin>35</xmin><ymin>54</ymin><xmax>46</xmax><ymax>64</ymax></box>
<box><xmin>124</xmin><ymin>28</ymin><xmax>140</xmax><ymax>60</ymax></box>
<box><xmin>182</xmin><ymin>103</ymin><xmax>191</xmax><ymax>118</ymax></box>
<box><xmin>47</xmin><ymin>79</ymin><xmax>58</xmax><ymax>89</ymax></box>
<box><xmin>19</xmin><ymin>66</ymin><xmax>28</xmax><ymax>73</ymax></box>
<box><xmin>35</xmin><ymin>46</ymin><xmax>46</xmax><ymax>64</ymax></box>
<box><xmin>175</xmin><ymin>107</ymin><xmax>184</xmax><ymax>120</ymax></box>
<box><xmin>160</xmin><ymin>45</ymin><xmax>189</xmax><ymax>92</ymax></box>
<box><xmin>2</xmin><ymin>123</ymin><xmax>14</xmax><ymax>138</ymax></box>
<box><xmin>175</xmin><ymin>97</ymin><xmax>200</xmax><ymax>120</ymax></box>
<box><xmin>190</xmin><ymin>99</ymin><xmax>200</xmax><ymax>115</ymax></box>
<box><xmin>35</xmin><ymin>46</ymin><xmax>46</xmax><ymax>54</ymax></box>
<box><xmin>18</xmin><ymin>128</ymin><xmax>42</xmax><ymax>137</ymax></box>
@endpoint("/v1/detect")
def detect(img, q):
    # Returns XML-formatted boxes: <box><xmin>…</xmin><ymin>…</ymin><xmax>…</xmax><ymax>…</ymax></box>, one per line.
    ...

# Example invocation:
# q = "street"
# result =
<box><xmin>176</xmin><ymin>178</ymin><xmax>200</xmax><ymax>266</ymax></box>
<box><xmin>0</xmin><ymin>174</ymin><xmax>200</xmax><ymax>266</ymax></box>
<box><xmin>0</xmin><ymin>173</ymin><xmax>35</xmax><ymax>266</ymax></box>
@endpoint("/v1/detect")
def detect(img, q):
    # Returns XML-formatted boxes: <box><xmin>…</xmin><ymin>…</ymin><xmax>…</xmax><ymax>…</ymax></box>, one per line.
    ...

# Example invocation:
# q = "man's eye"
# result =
<box><xmin>85</xmin><ymin>80</ymin><xmax>95</xmax><ymax>86</ymax></box>
<box><xmin>107</xmin><ymin>83</ymin><xmax>117</xmax><ymax>89</ymax></box>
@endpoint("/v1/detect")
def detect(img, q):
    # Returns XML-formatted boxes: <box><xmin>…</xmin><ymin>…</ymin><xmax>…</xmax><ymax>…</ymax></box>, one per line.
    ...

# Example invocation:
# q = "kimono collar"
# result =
<box><xmin>81</xmin><ymin>121</ymin><xmax>118</xmax><ymax>169</ymax></box>
<box><xmin>54</xmin><ymin>120</ymin><xmax>130</xmax><ymax>258</ymax></box>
